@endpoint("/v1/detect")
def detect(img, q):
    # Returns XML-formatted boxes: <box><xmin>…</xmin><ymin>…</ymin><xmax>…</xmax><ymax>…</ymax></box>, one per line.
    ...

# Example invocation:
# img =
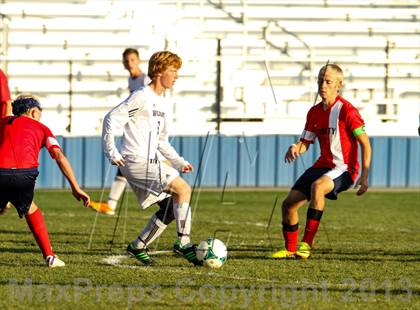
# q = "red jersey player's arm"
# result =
<box><xmin>284</xmin><ymin>141</ymin><xmax>309</xmax><ymax>164</ymax></box>
<box><xmin>50</xmin><ymin>147</ymin><xmax>90</xmax><ymax>207</ymax></box>
<box><xmin>286</xmin><ymin>107</ymin><xmax>315</xmax><ymax>163</ymax></box>
<box><xmin>5</xmin><ymin>99</ymin><xmax>12</xmax><ymax>116</ymax></box>
<box><xmin>355</xmin><ymin>133</ymin><xmax>371</xmax><ymax>196</ymax></box>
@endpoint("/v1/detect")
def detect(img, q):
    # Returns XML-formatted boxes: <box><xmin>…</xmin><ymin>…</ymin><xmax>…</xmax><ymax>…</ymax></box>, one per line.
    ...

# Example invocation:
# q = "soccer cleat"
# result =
<box><xmin>295</xmin><ymin>242</ymin><xmax>312</xmax><ymax>259</ymax></box>
<box><xmin>127</xmin><ymin>243</ymin><xmax>155</xmax><ymax>266</ymax></box>
<box><xmin>89</xmin><ymin>201</ymin><xmax>115</xmax><ymax>215</ymax></box>
<box><xmin>270</xmin><ymin>249</ymin><xmax>296</xmax><ymax>259</ymax></box>
<box><xmin>173</xmin><ymin>240</ymin><xmax>202</xmax><ymax>266</ymax></box>
<box><xmin>46</xmin><ymin>255</ymin><xmax>66</xmax><ymax>268</ymax></box>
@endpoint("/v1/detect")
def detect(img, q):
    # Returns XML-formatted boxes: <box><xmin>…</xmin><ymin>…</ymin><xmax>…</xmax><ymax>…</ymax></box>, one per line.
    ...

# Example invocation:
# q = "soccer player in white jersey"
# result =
<box><xmin>90</xmin><ymin>48</ymin><xmax>170</xmax><ymax>215</ymax></box>
<box><xmin>271</xmin><ymin>64</ymin><xmax>371</xmax><ymax>259</ymax></box>
<box><xmin>102</xmin><ymin>51</ymin><xmax>201</xmax><ymax>266</ymax></box>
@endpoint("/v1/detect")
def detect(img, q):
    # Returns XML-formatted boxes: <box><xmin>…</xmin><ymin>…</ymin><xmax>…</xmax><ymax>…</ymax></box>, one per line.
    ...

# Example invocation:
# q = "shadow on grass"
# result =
<box><xmin>0</xmin><ymin>247</ymin><xmax>110</xmax><ymax>256</ymax></box>
<box><xmin>0</xmin><ymin>229</ymin><xmax>94</xmax><ymax>237</ymax></box>
<box><xmin>227</xmin><ymin>247</ymin><xmax>420</xmax><ymax>262</ymax></box>
<box><xmin>0</xmin><ymin>247</ymin><xmax>37</xmax><ymax>254</ymax></box>
<box><xmin>1</xmin><ymin>279</ymin><xmax>418</xmax><ymax>298</ymax></box>
<box><xmin>316</xmin><ymin>248</ymin><xmax>420</xmax><ymax>262</ymax></box>
<box><xmin>0</xmin><ymin>229</ymin><xmax>29</xmax><ymax>235</ymax></box>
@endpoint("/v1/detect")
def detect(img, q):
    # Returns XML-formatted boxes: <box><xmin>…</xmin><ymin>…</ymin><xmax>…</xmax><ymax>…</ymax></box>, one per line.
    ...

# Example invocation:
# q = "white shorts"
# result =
<box><xmin>120</xmin><ymin>156</ymin><xmax>178</xmax><ymax>210</ymax></box>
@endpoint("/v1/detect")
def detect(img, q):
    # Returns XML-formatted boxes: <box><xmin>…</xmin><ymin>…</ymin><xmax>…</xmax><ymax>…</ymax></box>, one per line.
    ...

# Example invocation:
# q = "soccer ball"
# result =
<box><xmin>196</xmin><ymin>238</ymin><xmax>227</xmax><ymax>268</ymax></box>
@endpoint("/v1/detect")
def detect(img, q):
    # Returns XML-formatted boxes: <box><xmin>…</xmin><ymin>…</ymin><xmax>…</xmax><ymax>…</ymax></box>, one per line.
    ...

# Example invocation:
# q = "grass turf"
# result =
<box><xmin>0</xmin><ymin>189</ymin><xmax>419</xmax><ymax>309</ymax></box>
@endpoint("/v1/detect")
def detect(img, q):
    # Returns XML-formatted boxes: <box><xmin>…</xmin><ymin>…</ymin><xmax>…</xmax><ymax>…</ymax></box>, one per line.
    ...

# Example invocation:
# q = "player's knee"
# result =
<box><xmin>282</xmin><ymin>194</ymin><xmax>305</xmax><ymax>212</ymax></box>
<box><xmin>184</xmin><ymin>183</ymin><xmax>192</xmax><ymax>195</ymax></box>
<box><xmin>177</xmin><ymin>181</ymin><xmax>191</xmax><ymax>197</ymax></box>
<box><xmin>311</xmin><ymin>180</ymin><xmax>327</xmax><ymax>195</ymax></box>
<box><xmin>282</xmin><ymin>199</ymin><xmax>293</xmax><ymax>211</ymax></box>
<box><xmin>27</xmin><ymin>202</ymin><xmax>38</xmax><ymax>215</ymax></box>
<box><xmin>168</xmin><ymin>177</ymin><xmax>191</xmax><ymax>201</ymax></box>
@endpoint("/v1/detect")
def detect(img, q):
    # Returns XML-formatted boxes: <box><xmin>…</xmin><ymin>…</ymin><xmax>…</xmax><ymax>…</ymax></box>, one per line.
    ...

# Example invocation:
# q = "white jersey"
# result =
<box><xmin>102</xmin><ymin>86</ymin><xmax>188</xmax><ymax>171</ymax></box>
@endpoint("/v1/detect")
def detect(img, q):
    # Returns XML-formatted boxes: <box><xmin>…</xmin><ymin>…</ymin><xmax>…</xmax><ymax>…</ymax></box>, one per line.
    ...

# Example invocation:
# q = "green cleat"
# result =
<box><xmin>127</xmin><ymin>243</ymin><xmax>155</xmax><ymax>266</ymax></box>
<box><xmin>173</xmin><ymin>240</ymin><xmax>202</xmax><ymax>266</ymax></box>
<box><xmin>270</xmin><ymin>249</ymin><xmax>296</xmax><ymax>259</ymax></box>
<box><xmin>295</xmin><ymin>242</ymin><xmax>311</xmax><ymax>259</ymax></box>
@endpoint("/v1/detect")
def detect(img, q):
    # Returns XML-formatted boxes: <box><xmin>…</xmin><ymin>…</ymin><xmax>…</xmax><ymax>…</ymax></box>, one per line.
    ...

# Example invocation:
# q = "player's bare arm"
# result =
<box><xmin>5</xmin><ymin>99</ymin><xmax>12</xmax><ymax>116</ymax></box>
<box><xmin>52</xmin><ymin>148</ymin><xmax>91</xmax><ymax>207</ymax></box>
<box><xmin>355</xmin><ymin>133</ymin><xmax>371</xmax><ymax>196</ymax></box>
<box><xmin>284</xmin><ymin>141</ymin><xmax>309</xmax><ymax>163</ymax></box>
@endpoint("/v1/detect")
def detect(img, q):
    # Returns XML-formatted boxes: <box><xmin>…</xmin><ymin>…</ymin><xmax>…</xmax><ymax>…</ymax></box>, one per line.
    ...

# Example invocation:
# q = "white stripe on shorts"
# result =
<box><xmin>323</xmin><ymin>167</ymin><xmax>347</xmax><ymax>180</ymax></box>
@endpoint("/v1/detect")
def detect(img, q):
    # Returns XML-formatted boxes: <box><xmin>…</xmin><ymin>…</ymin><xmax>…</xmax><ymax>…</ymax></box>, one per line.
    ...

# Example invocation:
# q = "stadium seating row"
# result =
<box><xmin>0</xmin><ymin>0</ymin><xmax>418</xmax><ymax>136</ymax></box>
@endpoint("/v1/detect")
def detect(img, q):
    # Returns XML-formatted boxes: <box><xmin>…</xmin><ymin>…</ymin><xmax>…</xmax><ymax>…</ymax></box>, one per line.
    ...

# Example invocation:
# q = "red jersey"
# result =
<box><xmin>0</xmin><ymin>69</ymin><xmax>11</xmax><ymax>118</ymax></box>
<box><xmin>0</xmin><ymin>116</ymin><xmax>61</xmax><ymax>168</ymax></box>
<box><xmin>300</xmin><ymin>96</ymin><xmax>365</xmax><ymax>181</ymax></box>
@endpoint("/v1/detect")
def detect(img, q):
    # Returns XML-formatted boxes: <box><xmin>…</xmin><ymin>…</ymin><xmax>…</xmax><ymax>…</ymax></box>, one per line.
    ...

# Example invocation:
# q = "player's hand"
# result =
<box><xmin>112</xmin><ymin>158</ymin><xmax>125</xmax><ymax>167</ymax></box>
<box><xmin>181</xmin><ymin>163</ymin><xmax>193</xmax><ymax>173</ymax></box>
<box><xmin>71</xmin><ymin>188</ymin><xmax>91</xmax><ymax>207</ymax></box>
<box><xmin>356</xmin><ymin>175</ymin><xmax>369</xmax><ymax>196</ymax></box>
<box><xmin>284</xmin><ymin>144</ymin><xmax>299</xmax><ymax>163</ymax></box>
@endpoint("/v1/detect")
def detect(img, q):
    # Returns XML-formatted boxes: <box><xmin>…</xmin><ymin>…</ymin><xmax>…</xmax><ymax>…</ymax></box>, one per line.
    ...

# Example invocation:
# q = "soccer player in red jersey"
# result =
<box><xmin>0</xmin><ymin>95</ymin><xmax>90</xmax><ymax>267</ymax></box>
<box><xmin>0</xmin><ymin>68</ymin><xmax>12</xmax><ymax>118</ymax></box>
<box><xmin>271</xmin><ymin>64</ymin><xmax>372</xmax><ymax>259</ymax></box>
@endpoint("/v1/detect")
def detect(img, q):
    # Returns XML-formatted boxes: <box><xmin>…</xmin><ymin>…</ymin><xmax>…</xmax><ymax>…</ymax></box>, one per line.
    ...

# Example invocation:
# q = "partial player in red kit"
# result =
<box><xmin>0</xmin><ymin>68</ymin><xmax>12</xmax><ymax>118</ymax></box>
<box><xmin>271</xmin><ymin>64</ymin><xmax>372</xmax><ymax>259</ymax></box>
<box><xmin>0</xmin><ymin>95</ymin><xmax>90</xmax><ymax>267</ymax></box>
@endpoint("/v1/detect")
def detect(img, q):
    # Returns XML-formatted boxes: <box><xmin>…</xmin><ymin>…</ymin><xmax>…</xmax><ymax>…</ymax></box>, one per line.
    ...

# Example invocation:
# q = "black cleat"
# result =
<box><xmin>127</xmin><ymin>243</ymin><xmax>155</xmax><ymax>266</ymax></box>
<box><xmin>173</xmin><ymin>240</ymin><xmax>203</xmax><ymax>266</ymax></box>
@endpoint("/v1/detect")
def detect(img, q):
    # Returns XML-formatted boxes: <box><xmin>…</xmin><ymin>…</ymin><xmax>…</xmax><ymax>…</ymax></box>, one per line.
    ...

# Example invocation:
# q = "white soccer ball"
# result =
<box><xmin>196</xmin><ymin>238</ymin><xmax>227</xmax><ymax>268</ymax></box>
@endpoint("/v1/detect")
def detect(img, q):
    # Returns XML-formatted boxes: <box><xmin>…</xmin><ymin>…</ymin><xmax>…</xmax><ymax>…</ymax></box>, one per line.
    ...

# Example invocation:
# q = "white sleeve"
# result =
<box><xmin>157</xmin><ymin>112</ymin><xmax>188</xmax><ymax>171</ymax></box>
<box><xmin>102</xmin><ymin>96</ymin><xmax>135</xmax><ymax>162</ymax></box>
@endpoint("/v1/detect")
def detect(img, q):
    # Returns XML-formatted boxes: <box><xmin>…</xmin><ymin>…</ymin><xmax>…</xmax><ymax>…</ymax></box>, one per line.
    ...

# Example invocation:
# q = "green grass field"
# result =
<box><xmin>0</xmin><ymin>189</ymin><xmax>419</xmax><ymax>309</ymax></box>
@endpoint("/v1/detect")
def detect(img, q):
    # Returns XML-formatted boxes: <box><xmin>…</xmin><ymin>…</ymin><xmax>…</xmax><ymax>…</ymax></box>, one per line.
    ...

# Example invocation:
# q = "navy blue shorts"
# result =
<box><xmin>292</xmin><ymin>167</ymin><xmax>354</xmax><ymax>201</ymax></box>
<box><xmin>0</xmin><ymin>168</ymin><xmax>39</xmax><ymax>218</ymax></box>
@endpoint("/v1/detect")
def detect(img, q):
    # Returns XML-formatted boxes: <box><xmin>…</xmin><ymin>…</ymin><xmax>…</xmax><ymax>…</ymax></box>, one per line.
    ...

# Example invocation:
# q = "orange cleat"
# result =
<box><xmin>89</xmin><ymin>201</ymin><xmax>115</xmax><ymax>215</ymax></box>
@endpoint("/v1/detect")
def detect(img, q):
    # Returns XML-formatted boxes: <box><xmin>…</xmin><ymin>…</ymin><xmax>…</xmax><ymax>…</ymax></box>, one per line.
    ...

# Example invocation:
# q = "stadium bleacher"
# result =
<box><xmin>0</xmin><ymin>0</ymin><xmax>418</xmax><ymax>136</ymax></box>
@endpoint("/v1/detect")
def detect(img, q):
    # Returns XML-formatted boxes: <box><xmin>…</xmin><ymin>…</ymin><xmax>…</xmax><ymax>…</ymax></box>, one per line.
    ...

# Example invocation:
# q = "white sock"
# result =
<box><xmin>108</xmin><ymin>177</ymin><xmax>126</xmax><ymax>210</ymax></box>
<box><xmin>173</xmin><ymin>202</ymin><xmax>191</xmax><ymax>245</ymax></box>
<box><xmin>132</xmin><ymin>215</ymin><xmax>167</xmax><ymax>249</ymax></box>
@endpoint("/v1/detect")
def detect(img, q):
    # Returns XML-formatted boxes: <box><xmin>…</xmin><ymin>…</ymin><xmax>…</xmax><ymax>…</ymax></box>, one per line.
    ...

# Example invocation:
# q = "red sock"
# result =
<box><xmin>283</xmin><ymin>223</ymin><xmax>299</xmax><ymax>252</ymax></box>
<box><xmin>302</xmin><ymin>208</ymin><xmax>323</xmax><ymax>247</ymax></box>
<box><xmin>25</xmin><ymin>208</ymin><xmax>54</xmax><ymax>258</ymax></box>
<box><xmin>302</xmin><ymin>219</ymin><xmax>320</xmax><ymax>246</ymax></box>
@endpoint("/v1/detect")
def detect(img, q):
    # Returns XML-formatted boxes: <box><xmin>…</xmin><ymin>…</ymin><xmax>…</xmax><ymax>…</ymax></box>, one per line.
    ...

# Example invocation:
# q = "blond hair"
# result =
<box><xmin>148</xmin><ymin>51</ymin><xmax>182</xmax><ymax>79</ymax></box>
<box><xmin>318</xmin><ymin>64</ymin><xmax>344</xmax><ymax>81</ymax></box>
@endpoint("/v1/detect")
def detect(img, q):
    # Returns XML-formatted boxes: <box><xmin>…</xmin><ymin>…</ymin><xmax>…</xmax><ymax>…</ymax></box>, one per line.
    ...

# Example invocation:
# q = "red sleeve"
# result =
<box><xmin>0</xmin><ymin>70</ymin><xmax>11</xmax><ymax>104</ymax></box>
<box><xmin>41</xmin><ymin>124</ymin><xmax>62</xmax><ymax>159</ymax></box>
<box><xmin>346</xmin><ymin>105</ymin><xmax>365</xmax><ymax>132</ymax></box>
<box><xmin>305</xmin><ymin>107</ymin><xmax>317</xmax><ymax>132</ymax></box>
<box><xmin>300</xmin><ymin>106</ymin><xmax>317</xmax><ymax>144</ymax></box>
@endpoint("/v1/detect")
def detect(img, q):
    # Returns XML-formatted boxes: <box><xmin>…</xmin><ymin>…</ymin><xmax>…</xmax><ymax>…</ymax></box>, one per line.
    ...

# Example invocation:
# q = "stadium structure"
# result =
<box><xmin>0</xmin><ymin>0</ymin><xmax>419</xmax><ymax>137</ymax></box>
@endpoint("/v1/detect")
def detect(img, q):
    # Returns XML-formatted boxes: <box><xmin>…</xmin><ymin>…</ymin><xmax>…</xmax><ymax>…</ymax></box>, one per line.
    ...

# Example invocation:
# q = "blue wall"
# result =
<box><xmin>37</xmin><ymin>135</ymin><xmax>420</xmax><ymax>189</ymax></box>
